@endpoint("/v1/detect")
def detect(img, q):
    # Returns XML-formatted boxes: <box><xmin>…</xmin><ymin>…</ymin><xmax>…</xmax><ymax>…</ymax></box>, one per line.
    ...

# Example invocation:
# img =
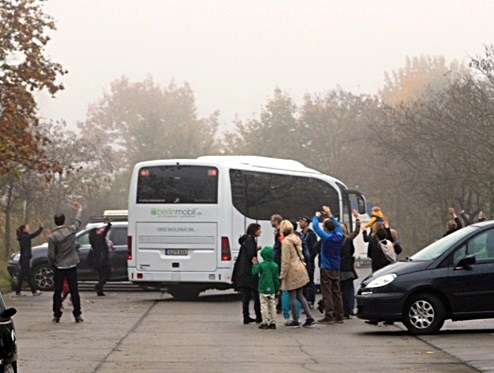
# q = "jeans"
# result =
<box><xmin>340</xmin><ymin>278</ymin><xmax>355</xmax><ymax>316</ymax></box>
<box><xmin>281</xmin><ymin>290</ymin><xmax>300</xmax><ymax>319</ymax></box>
<box><xmin>240</xmin><ymin>287</ymin><xmax>261</xmax><ymax>321</ymax></box>
<box><xmin>288</xmin><ymin>287</ymin><xmax>314</xmax><ymax>322</ymax></box>
<box><xmin>16</xmin><ymin>257</ymin><xmax>37</xmax><ymax>293</ymax></box>
<box><xmin>53</xmin><ymin>267</ymin><xmax>81</xmax><ymax>318</ymax></box>
<box><xmin>320</xmin><ymin>269</ymin><xmax>343</xmax><ymax>321</ymax></box>
<box><xmin>303</xmin><ymin>261</ymin><xmax>316</xmax><ymax>305</ymax></box>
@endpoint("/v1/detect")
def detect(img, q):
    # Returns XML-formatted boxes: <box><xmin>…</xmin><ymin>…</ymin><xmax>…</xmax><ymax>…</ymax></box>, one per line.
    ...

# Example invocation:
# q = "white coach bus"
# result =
<box><xmin>127</xmin><ymin>156</ymin><xmax>366</xmax><ymax>299</ymax></box>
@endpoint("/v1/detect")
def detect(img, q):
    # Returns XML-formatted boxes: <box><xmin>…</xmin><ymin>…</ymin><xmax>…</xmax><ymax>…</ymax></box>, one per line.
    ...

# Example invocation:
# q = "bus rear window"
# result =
<box><xmin>137</xmin><ymin>165</ymin><xmax>218</xmax><ymax>204</ymax></box>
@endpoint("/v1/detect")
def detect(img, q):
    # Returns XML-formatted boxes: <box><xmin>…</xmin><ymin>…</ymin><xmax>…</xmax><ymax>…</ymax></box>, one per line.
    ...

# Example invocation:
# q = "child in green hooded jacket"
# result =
<box><xmin>252</xmin><ymin>246</ymin><xmax>280</xmax><ymax>329</ymax></box>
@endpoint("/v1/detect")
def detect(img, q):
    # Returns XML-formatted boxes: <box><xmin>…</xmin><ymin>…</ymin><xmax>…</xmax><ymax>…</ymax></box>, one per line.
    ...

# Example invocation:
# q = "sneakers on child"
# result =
<box><xmin>33</xmin><ymin>290</ymin><xmax>42</xmax><ymax>296</ymax></box>
<box><xmin>268</xmin><ymin>323</ymin><xmax>276</xmax><ymax>329</ymax></box>
<box><xmin>303</xmin><ymin>318</ymin><xmax>317</xmax><ymax>327</ymax></box>
<box><xmin>258</xmin><ymin>323</ymin><xmax>269</xmax><ymax>330</ymax></box>
<box><xmin>285</xmin><ymin>320</ymin><xmax>300</xmax><ymax>328</ymax></box>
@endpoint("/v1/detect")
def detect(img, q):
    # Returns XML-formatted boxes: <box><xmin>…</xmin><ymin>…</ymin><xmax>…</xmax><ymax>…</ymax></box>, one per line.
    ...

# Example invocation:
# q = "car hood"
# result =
<box><xmin>360</xmin><ymin>260</ymin><xmax>432</xmax><ymax>285</ymax></box>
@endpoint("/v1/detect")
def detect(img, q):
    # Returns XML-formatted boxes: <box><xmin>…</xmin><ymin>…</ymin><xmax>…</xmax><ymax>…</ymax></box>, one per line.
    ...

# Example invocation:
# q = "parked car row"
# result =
<box><xmin>8</xmin><ymin>222</ymin><xmax>129</xmax><ymax>291</ymax></box>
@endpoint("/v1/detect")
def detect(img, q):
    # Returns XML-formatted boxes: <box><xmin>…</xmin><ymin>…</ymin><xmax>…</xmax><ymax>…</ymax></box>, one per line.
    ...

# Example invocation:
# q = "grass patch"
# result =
<box><xmin>0</xmin><ymin>259</ymin><xmax>14</xmax><ymax>290</ymax></box>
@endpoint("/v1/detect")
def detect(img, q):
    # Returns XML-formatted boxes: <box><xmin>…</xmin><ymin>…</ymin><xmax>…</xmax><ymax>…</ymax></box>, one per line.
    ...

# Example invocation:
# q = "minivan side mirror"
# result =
<box><xmin>0</xmin><ymin>307</ymin><xmax>17</xmax><ymax>319</ymax></box>
<box><xmin>455</xmin><ymin>254</ymin><xmax>476</xmax><ymax>270</ymax></box>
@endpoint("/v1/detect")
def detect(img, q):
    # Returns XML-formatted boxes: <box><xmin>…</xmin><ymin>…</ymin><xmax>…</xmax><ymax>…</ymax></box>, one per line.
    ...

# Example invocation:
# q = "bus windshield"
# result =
<box><xmin>136</xmin><ymin>165</ymin><xmax>218</xmax><ymax>204</ymax></box>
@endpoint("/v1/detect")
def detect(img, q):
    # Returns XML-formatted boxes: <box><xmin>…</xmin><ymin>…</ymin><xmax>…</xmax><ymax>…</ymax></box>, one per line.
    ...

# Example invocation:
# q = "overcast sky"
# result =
<box><xmin>37</xmin><ymin>0</ymin><xmax>494</xmax><ymax>130</ymax></box>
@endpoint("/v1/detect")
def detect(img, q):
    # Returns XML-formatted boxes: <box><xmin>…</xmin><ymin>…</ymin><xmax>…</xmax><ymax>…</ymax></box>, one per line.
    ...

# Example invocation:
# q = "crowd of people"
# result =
<box><xmin>14</xmin><ymin>202</ymin><xmax>491</xmax><ymax>326</ymax></box>
<box><xmin>232</xmin><ymin>204</ymin><xmax>492</xmax><ymax>330</ymax></box>
<box><xmin>233</xmin><ymin>205</ymin><xmax>372</xmax><ymax>329</ymax></box>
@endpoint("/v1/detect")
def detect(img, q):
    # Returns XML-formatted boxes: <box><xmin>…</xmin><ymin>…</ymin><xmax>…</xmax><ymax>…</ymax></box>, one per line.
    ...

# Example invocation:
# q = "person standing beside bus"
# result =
<box><xmin>312</xmin><ymin>205</ymin><xmax>345</xmax><ymax>324</ymax></box>
<box><xmin>15</xmin><ymin>223</ymin><xmax>44</xmax><ymax>296</ymax></box>
<box><xmin>339</xmin><ymin>210</ymin><xmax>361</xmax><ymax>319</ymax></box>
<box><xmin>279</xmin><ymin>220</ymin><xmax>316</xmax><ymax>328</ymax></box>
<box><xmin>89</xmin><ymin>217</ymin><xmax>112</xmax><ymax>296</ymax></box>
<box><xmin>270</xmin><ymin>214</ymin><xmax>283</xmax><ymax>313</ymax></box>
<box><xmin>232</xmin><ymin>223</ymin><xmax>262</xmax><ymax>324</ymax></box>
<box><xmin>48</xmin><ymin>202</ymin><xmax>84</xmax><ymax>323</ymax></box>
<box><xmin>299</xmin><ymin>216</ymin><xmax>318</xmax><ymax>308</ymax></box>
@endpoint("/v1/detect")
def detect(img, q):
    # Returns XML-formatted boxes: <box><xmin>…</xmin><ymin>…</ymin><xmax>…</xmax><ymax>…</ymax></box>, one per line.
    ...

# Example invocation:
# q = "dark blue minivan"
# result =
<box><xmin>357</xmin><ymin>221</ymin><xmax>494</xmax><ymax>334</ymax></box>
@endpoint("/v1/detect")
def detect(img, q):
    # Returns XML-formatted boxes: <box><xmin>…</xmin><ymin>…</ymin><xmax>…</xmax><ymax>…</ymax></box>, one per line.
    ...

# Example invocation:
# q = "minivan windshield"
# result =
<box><xmin>410</xmin><ymin>226</ymin><xmax>477</xmax><ymax>261</ymax></box>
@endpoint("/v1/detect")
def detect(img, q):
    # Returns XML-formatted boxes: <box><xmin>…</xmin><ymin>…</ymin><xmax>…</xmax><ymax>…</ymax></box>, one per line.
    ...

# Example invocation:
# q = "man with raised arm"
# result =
<box><xmin>48</xmin><ymin>202</ymin><xmax>84</xmax><ymax>323</ymax></box>
<box><xmin>311</xmin><ymin>205</ymin><xmax>345</xmax><ymax>324</ymax></box>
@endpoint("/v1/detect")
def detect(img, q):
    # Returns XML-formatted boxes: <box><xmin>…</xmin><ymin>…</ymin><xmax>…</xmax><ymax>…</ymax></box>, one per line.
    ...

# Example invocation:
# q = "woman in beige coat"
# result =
<box><xmin>279</xmin><ymin>220</ymin><xmax>316</xmax><ymax>328</ymax></box>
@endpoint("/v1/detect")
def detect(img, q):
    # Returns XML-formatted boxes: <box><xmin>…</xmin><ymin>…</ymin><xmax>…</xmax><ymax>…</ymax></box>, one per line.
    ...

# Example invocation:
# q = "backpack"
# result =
<box><xmin>379</xmin><ymin>239</ymin><xmax>396</xmax><ymax>263</ymax></box>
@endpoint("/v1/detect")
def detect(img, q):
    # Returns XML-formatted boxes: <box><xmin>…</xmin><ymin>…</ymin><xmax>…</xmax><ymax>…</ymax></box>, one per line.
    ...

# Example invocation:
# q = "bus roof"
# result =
<box><xmin>197</xmin><ymin>155</ymin><xmax>320</xmax><ymax>174</ymax></box>
<box><xmin>134</xmin><ymin>156</ymin><xmax>346</xmax><ymax>187</ymax></box>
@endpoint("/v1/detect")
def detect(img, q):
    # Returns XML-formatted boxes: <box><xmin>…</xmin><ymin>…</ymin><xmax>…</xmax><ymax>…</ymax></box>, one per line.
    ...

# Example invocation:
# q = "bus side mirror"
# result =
<box><xmin>357</xmin><ymin>196</ymin><xmax>366</xmax><ymax>215</ymax></box>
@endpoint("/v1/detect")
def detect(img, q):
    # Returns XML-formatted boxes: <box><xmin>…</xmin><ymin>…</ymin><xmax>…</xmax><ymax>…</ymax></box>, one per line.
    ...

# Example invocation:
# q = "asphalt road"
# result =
<box><xmin>5</xmin><ymin>273</ymin><xmax>494</xmax><ymax>373</ymax></box>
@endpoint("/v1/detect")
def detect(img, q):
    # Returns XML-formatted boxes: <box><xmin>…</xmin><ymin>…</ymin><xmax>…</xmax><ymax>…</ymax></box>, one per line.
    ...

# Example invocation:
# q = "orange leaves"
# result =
<box><xmin>0</xmin><ymin>0</ymin><xmax>66</xmax><ymax>176</ymax></box>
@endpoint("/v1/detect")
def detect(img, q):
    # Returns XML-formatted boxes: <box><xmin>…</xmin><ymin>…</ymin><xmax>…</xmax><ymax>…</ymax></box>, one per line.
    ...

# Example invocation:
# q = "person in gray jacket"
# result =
<box><xmin>48</xmin><ymin>202</ymin><xmax>83</xmax><ymax>323</ymax></box>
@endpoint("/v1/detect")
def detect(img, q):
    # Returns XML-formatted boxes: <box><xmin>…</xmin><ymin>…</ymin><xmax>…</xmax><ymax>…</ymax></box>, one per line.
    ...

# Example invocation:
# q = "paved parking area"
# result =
<box><xmin>6</xmin><ymin>288</ymin><xmax>494</xmax><ymax>373</ymax></box>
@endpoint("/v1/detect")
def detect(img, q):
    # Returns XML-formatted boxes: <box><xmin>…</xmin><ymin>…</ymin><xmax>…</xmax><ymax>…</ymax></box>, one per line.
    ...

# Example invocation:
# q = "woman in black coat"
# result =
<box><xmin>232</xmin><ymin>223</ymin><xmax>262</xmax><ymax>324</ymax></box>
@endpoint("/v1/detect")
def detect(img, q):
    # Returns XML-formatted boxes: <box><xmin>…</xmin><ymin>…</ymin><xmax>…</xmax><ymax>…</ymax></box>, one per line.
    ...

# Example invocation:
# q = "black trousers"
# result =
<box><xmin>240</xmin><ymin>287</ymin><xmax>261</xmax><ymax>321</ymax></box>
<box><xmin>53</xmin><ymin>267</ymin><xmax>81</xmax><ymax>318</ymax></box>
<box><xmin>16</xmin><ymin>257</ymin><xmax>37</xmax><ymax>293</ymax></box>
<box><xmin>95</xmin><ymin>264</ymin><xmax>112</xmax><ymax>292</ymax></box>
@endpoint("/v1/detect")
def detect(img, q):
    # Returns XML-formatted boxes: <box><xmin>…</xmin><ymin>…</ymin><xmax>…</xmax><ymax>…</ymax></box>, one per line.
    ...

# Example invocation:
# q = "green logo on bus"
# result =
<box><xmin>151</xmin><ymin>208</ymin><xmax>199</xmax><ymax>218</ymax></box>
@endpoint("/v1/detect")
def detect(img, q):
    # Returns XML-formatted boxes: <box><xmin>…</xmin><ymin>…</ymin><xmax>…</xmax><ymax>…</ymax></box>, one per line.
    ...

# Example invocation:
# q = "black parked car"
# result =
<box><xmin>8</xmin><ymin>222</ymin><xmax>128</xmax><ymax>291</ymax></box>
<box><xmin>356</xmin><ymin>221</ymin><xmax>494</xmax><ymax>334</ymax></box>
<box><xmin>0</xmin><ymin>292</ymin><xmax>17</xmax><ymax>372</ymax></box>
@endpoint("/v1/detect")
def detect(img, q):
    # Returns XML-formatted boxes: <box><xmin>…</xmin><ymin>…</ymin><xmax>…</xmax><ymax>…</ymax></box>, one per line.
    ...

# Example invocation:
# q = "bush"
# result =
<box><xmin>0</xmin><ymin>259</ymin><xmax>14</xmax><ymax>290</ymax></box>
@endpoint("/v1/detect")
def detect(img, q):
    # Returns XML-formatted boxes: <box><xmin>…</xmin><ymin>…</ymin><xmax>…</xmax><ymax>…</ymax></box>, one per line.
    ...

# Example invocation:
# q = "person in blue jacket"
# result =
<box><xmin>311</xmin><ymin>205</ymin><xmax>345</xmax><ymax>324</ymax></box>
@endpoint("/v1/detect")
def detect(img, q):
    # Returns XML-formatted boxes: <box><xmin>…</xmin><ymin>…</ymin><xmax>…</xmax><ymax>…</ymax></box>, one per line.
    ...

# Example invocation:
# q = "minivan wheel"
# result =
<box><xmin>33</xmin><ymin>263</ymin><xmax>55</xmax><ymax>291</ymax></box>
<box><xmin>403</xmin><ymin>293</ymin><xmax>445</xmax><ymax>335</ymax></box>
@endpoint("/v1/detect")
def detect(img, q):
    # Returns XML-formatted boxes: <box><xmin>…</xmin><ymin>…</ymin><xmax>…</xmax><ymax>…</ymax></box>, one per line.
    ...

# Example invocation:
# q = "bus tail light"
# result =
<box><xmin>127</xmin><ymin>236</ymin><xmax>132</xmax><ymax>260</ymax></box>
<box><xmin>221</xmin><ymin>236</ymin><xmax>231</xmax><ymax>261</ymax></box>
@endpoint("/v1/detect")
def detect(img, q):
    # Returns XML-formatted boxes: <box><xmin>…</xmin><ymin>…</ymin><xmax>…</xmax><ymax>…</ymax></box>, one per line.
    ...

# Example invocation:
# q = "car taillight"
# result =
<box><xmin>221</xmin><ymin>236</ymin><xmax>231</xmax><ymax>261</ymax></box>
<box><xmin>127</xmin><ymin>236</ymin><xmax>132</xmax><ymax>260</ymax></box>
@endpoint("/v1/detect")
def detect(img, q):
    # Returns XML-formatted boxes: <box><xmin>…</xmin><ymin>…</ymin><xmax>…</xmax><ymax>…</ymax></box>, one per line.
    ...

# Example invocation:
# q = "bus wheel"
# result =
<box><xmin>169</xmin><ymin>287</ymin><xmax>200</xmax><ymax>300</ymax></box>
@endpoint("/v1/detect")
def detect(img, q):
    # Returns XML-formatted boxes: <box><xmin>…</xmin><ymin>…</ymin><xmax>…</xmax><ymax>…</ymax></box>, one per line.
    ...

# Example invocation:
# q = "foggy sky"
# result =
<box><xmin>37</xmin><ymin>0</ymin><xmax>494</xmax><ymax>130</ymax></box>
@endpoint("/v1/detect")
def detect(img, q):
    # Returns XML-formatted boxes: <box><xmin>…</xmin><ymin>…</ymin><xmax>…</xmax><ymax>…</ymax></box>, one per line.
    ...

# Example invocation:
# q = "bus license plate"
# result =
<box><xmin>165</xmin><ymin>249</ymin><xmax>188</xmax><ymax>256</ymax></box>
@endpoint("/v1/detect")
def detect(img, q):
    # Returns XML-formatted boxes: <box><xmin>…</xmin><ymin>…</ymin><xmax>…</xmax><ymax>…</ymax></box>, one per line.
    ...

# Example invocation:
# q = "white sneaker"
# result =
<box><xmin>33</xmin><ymin>290</ymin><xmax>42</xmax><ymax>296</ymax></box>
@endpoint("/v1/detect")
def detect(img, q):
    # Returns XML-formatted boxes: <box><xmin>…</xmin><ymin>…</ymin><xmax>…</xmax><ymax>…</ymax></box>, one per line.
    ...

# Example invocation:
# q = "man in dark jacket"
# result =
<box><xmin>299</xmin><ymin>216</ymin><xmax>318</xmax><ymax>308</ymax></box>
<box><xmin>89</xmin><ymin>218</ymin><xmax>112</xmax><ymax>296</ymax></box>
<box><xmin>48</xmin><ymin>202</ymin><xmax>83</xmax><ymax>323</ymax></box>
<box><xmin>15</xmin><ymin>223</ymin><xmax>44</xmax><ymax>296</ymax></box>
